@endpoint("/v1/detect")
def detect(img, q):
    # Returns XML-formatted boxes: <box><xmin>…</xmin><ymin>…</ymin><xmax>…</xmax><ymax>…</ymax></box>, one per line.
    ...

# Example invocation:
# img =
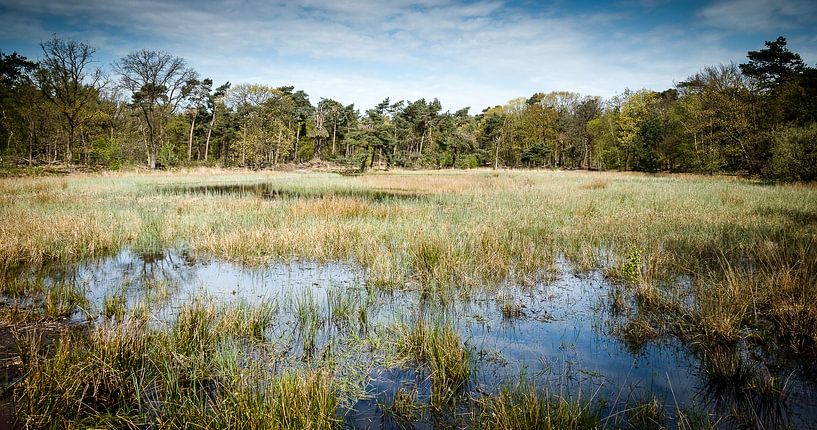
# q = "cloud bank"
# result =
<box><xmin>1</xmin><ymin>0</ymin><xmax>814</xmax><ymax>111</ymax></box>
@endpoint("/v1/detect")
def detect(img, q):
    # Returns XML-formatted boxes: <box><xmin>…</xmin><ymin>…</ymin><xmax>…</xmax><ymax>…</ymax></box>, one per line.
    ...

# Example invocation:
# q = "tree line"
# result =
<box><xmin>1</xmin><ymin>36</ymin><xmax>815</xmax><ymax>180</ymax></box>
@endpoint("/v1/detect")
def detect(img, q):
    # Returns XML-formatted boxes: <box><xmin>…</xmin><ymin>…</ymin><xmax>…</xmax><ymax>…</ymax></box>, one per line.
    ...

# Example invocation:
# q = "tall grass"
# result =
<box><xmin>474</xmin><ymin>382</ymin><xmax>601</xmax><ymax>429</ymax></box>
<box><xmin>393</xmin><ymin>319</ymin><xmax>471</xmax><ymax>409</ymax></box>
<box><xmin>2</xmin><ymin>170</ymin><xmax>814</xmax><ymax>294</ymax></box>
<box><xmin>16</xmin><ymin>298</ymin><xmax>338</xmax><ymax>429</ymax></box>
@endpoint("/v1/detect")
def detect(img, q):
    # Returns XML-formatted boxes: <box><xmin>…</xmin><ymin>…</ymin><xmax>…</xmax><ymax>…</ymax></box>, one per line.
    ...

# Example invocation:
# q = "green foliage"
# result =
<box><xmin>91</xmin><ymin>137</ymin><xmax>124</xmax><ymax>169</ymax></box>
<box><xmin>437</xmin><ymin>151</ymin><xmax>453</xmax><ymax>168</ymax></box>
<box><xmin>454</xmin><ymin>153</ymin><xmax>479</xmax><ymax>169</ymax></box>
<box><xmin>740</xmin><ymin>36</ymin><xmax>805</xmax><ymax>93</ymax></box>
<box><xmin>157</xmin><ymin>142</ymin><xmax>180</xmax><ymax>167</ymax></box>
<box><xmin>297</xmin><ymin>140</ymin><xmax>315</xmax><ymax>161</ymax></box>
<box><xmin>620</xmin><ymin>248</ymin><xmax>643</xmax><ymax>285</ymax></box>
<box><xmin>0</xmin><ymin>36</ymin><xmax>815</xmax><ymax>180</ymax></box>
<box><xmin>767</xmin><ymin>123</ymin><xmax>817</xmax><ymax>181</ymax></box>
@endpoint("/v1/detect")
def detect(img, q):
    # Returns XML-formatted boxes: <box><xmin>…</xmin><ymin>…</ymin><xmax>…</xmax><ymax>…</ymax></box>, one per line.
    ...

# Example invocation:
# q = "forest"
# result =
<box><xmin>1</xmin><ymin>36</ymin><xmax>815</xmax><ymax>180</ymax></box>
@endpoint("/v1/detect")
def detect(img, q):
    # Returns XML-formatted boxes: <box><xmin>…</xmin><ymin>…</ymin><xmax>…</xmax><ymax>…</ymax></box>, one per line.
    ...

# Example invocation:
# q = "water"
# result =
<box><xmin>6</xmin><ymin>249</ymin><xmax>817</xmax><ymax>429</ymax></box>
<box><xmin>161</xmin><ymin>183</ymin><xmax>427</xmax><ymax>202</ymax></box>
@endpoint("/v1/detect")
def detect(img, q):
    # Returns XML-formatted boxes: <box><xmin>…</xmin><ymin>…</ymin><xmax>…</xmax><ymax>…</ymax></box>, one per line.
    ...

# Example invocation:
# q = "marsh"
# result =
<box><xmin>1</xmin><ymin>168</ymin><xmax>816</xmax><ymax>429</ymax></box>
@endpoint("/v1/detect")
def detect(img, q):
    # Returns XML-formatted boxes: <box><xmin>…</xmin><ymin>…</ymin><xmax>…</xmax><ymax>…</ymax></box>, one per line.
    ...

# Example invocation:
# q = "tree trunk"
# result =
<box><xmin>27</xmin><ymin>126</ymin><xmax>34</xmax><ymax>166</ymax></box>
<box><xmin>205</xmin><ymin>109</ymin><xmax>216</xmax><ymax>162</ymax></box>
<box><xmin>148</xmin><ymin>141</ymin><xmax>157</xmax><ymax>169</ymax></box>
<box><xmin>241</xmin><ymin>127</ymin><xmax>246</xmax><ymax>166</ymax></box>
<box><xmin>188</xmin><ymin>111</ymin><xmax>197</xmax><ymax>162</ymax></box>
<box><xmin>275</xmin><ymin>128</ymin><xmax>282</xmax><ymax>164</ymax></box>
<box><xmin>295</xmin><ymin>125</ymin><xmax>300</xmax><ymax>163</ymax></box>
<box><xmin>331</xmin><ymin>122</ymin><xmax>337</xmax><ymax>156</ymax></box>
<box><xmin>148</xmin><ymin>139</ymin><xmax>156</xmax><ymax>169</ymax></box>
<box><xmin>66</xmin><ymin>123</ymin><xmax>74</xmax><ymax>165</ymax></box>
<box><xmin>493</xmin><ymin>136</ymin><xmax>500</xmax><ymax>170</ymax></box>
<box><xmin>147</xmin><ymin>122</ymin><xmax>157</xmax><ymax>169</ymax></box>
<box><xmin>359</xmin><ymin>147</ymin><xmax>368</xmax><ymax>172</ymax></box>
<box><xmin>1</xmin><ymin>109</ymin><xmax>12</xmax><ymax>155</ymax></box>
<box><xmin>344</xmin><ymin>124</ymin><xmax>351</xmax><ymax>158</ymax></box>
<box><xmin>81</xmin><ymin>130</ymin><xmax>89</xmax><ymax>165</ymax></box>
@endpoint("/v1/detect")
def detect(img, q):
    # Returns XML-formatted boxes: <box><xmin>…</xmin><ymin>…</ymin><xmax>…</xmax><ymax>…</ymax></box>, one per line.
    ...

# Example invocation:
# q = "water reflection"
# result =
<box><xmin>162</xmin><ymin>183</ymin><xmax>427</xmax><ymax>202</ymax></box>
<box><xmin>6</xmin><ymin>249</ymin><xmax>816</xmax><ymax>429</ymax></box>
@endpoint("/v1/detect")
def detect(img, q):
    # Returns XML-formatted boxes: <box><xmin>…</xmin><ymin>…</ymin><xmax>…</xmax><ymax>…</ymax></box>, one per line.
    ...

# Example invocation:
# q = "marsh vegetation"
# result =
<box><xmin>1</xmin><ymin>168</ymin><xmax>816</xmax><ymax>428</ymax></box>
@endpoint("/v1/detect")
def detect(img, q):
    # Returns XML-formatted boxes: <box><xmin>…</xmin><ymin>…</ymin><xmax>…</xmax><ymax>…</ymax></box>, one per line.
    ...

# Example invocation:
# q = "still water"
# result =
<box><xmin>9</xmin><ymin>248</ymin><xmax>817</xmax><ymax>429</ymax></box>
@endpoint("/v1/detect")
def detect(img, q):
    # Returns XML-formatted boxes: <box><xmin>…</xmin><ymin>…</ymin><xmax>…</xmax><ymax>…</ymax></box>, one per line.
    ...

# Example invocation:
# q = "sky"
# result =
<box><xmin>1</xmin><ymin>0</ymin><xmax>815</xmax><ymax>112</ymax></box>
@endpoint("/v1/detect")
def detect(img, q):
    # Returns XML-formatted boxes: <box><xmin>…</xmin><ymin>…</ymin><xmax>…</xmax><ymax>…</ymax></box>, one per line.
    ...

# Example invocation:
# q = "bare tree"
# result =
<box><xmin>115</xmin><ymin>50</ymin><xmax>196</xmax><ymax>168</ymax></box>
<box><xmin>37</xmin><ymin>36</ymin><xmax>103</xmax><ymax>164</ymax></box>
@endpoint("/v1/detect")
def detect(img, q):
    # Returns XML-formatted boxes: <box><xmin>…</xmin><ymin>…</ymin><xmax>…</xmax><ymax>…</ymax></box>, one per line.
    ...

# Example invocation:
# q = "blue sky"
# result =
<box><xmin>1</xmin><ymin>0</ymin><xmax>815</xmax><ymax>111</ymax></box>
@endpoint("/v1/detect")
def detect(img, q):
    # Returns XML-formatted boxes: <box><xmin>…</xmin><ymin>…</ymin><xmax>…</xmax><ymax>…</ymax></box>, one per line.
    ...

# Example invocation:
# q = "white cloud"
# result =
<box><xmin>2</xmin><ymin>0</ymin><xmax>810</xmax><ymax>110</ymax></box>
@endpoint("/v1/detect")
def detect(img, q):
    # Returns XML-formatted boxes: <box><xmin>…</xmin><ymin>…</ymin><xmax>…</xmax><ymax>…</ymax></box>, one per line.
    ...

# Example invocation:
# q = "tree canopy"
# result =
<box><xmin>1</xmin><ymin>36</ymin><xmax>815</xmax><ymax>181</ymax></box>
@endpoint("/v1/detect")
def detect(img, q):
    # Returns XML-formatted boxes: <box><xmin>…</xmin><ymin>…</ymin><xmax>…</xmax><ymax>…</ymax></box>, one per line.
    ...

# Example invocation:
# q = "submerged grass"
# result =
<box><xmin>381</xmin><ymin>385</ymin><xmax>423</xmax><ymax>424</ymax></box>
<box><xmin>0</xmin><ymin>277</ymin><xmax>88</xmax><ymax>321</ymax></box>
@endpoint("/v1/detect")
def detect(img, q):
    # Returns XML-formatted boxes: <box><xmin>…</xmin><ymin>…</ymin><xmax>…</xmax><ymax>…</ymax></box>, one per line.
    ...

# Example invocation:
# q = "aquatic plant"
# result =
<box><xmin>475</xmin><ymin>382</ymin><xmax>602</xmax><ymax>430</ymax></box>
<box><xmin>394</xmin><ymin>319</ymin><xmax>471</xmax><ymax>409</ymax></box>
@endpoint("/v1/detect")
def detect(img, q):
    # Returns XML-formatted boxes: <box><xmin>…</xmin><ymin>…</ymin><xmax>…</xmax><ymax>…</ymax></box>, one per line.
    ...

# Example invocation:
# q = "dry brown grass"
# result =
<box><xmin>580</xmin><ymin>179</ymin><xmax>609</xmax><ymax>190</ymax></box>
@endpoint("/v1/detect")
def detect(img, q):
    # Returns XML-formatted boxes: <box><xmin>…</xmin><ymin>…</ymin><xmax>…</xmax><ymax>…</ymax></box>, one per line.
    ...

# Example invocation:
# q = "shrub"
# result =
<box><xmin>767</xmin><ymin>123</ymin><xmax>817</xmax><ymax>181</ymax></box>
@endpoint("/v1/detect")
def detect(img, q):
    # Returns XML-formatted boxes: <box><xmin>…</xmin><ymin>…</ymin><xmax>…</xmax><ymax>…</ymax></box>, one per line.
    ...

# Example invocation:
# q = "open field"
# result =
<box><xmin>1</xmin><ymin>168</ymin><xmax>816</xmax><ymax>428</ymax></box>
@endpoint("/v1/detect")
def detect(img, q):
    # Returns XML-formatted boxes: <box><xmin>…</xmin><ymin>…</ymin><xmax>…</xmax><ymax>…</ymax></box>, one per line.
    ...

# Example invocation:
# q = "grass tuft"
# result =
<box><xmin>475</xmin><ymin>382</ymin><xmax>601</xmax><ymax>430</ymax></box>
<box><xmin>394</xmin><ymin>319</ymin><xmax>471</xmax><ymax>409</ymax></box>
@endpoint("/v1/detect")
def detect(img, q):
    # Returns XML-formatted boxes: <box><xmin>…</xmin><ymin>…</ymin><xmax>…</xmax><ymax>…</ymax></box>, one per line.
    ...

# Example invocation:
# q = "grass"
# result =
<box><xmin>16</xmin><ymin>298</ymin><xmax>340</xmax><ymax>429</ymax></box>
<box><xmin>294</xmin><ymin>289</ymin><xmax>323</xmax><ymax>356</ymax></box>
<box><xmin>326</xmin><ymin>284</ymin><xmax>357</xmax><ymax>328</ymax></box>
<box><xmin>43</xmin><ymin>282</ymin><xmax>86</xmax><ymax>319</ymax></box>
<box><xmin>381</xmin><ymin>385</ymin><xmax>423</xmax><ymax>424</ymax></box>
<box><xmin>393</xmin><ymin>319</ymin><xmax>471</xmax><ymax>409</ymax></box>
<box><xmin>2</xmin><ymin>169</ymin><xmax>814</xmax><ymax>291</ymax></box>
<box><xmin>103</xmin><ymin>290</ymin><xmax>127</xmax><ymax>321</ymax></box>
<box><xmin>624</xmin><ymin>395</ymin><xmax>665</xmax><ymax>430</ymax></box>
<box><xmin>2</xmin><ymin>168</ymin><xmax>816</xmax><ymax>427</ymax></box>
<box><xmin>0</xmin><ymin>278</ymin><xmax>90</xmax><ymax>321</ymax></box>
<box><xmin>474</xmin><ymin>382</ymin><xmax>602</xmax><ymax>430</ymax></box>
<box><xmin>694</xmin><ymin>344</ymin><xmax>791</xmax><ymax>428</ymax></box>
<box><xmin>580</xmin><ymin>179</ymin><xmax>609</xmax><ymax>190</ymax></box>
<box><xmin>497</xmin><ymin>289</ymin><xmax>525</xmax><ymax>319</ymax></box>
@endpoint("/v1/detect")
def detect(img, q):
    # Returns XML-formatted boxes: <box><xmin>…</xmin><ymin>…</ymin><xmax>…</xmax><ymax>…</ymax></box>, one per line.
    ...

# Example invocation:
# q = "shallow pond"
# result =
<box><xmin>161</xmin><ymin>183</ymin><xmax>427</xmax><ymax>202</ymax></box>
<box><xmin>6</xmin><ymin>249</ymin><xmax>817</xmax><ymax>429</ymax></box>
